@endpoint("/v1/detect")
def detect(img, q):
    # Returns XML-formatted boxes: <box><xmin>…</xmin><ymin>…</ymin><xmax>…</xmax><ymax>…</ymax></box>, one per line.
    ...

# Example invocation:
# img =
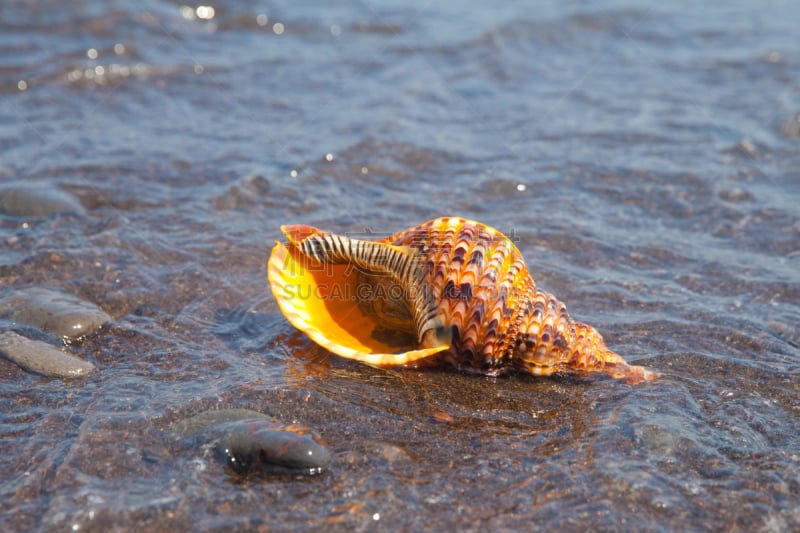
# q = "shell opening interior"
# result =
<box><xmin>268</xmin><ymin>241</ymin><xmax>450</xmax><ymax>366</ymax></box>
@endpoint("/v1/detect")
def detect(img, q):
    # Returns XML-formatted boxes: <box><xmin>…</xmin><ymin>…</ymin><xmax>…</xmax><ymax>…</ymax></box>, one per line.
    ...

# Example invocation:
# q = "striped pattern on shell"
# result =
<box><xmin>268</xmin><ymin>217</ymin><xmax>654</xmax><ymax>382</ymax></box>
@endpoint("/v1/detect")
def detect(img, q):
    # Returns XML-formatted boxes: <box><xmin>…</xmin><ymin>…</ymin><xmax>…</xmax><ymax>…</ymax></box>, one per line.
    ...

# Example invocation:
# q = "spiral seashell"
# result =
<box><xmin>268</xmin><ymin>217</ymin><xmax>654</xmax><ymax>382</ymax></box>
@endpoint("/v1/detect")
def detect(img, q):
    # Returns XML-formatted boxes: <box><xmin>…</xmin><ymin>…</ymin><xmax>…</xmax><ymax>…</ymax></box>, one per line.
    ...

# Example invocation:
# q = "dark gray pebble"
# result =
<box><xmin>0</xmin><ymin>330</ymin><xmax>95</xmax><ymax>378</ymax></box>
<box><xmin>212</xmin><ymin>174</ymin><xmax>270</xmax><ymax>210</ymax></box>
<box><xmin>208</xmin><ymin>419</ymin><xmax>332</xmax><ymax>474</ymax></box>
<box><xmin>176</xmin><ymin>409</ymin><xmax>331</xmax><ymax>475</ymax></box>
<box><xmin>779</xmin><ymin>112</ymin><xmax>800</xmax><ymax>138</ymax></box>
<box><xmin>0</xmin><ymin>182</ymin><xmax>86</xmax><ymax>217</ymax></box>
<box><xmin>0</xmin><ymin>288</ymin><xmax>111</xmax><ymax>341</ymax></box>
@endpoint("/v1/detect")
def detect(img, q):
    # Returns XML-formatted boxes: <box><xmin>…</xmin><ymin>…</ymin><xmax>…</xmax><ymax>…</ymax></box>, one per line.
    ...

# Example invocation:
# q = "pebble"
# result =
<box><xmin>0</xmin><ymin>182</ymin><xmax>86</xmax><ymax>217</ymax></box>
<box><xmin>779</xmin><ymin>112</ymin><xmax>800</xmax><ymax>138</ymax></box>
<box><xmin>0</xmin><ymin>288</ymin><xmax>112</xmax><ymax>341</ymax></box>
<box><xmin>211</xmin><ymin>174</ymin><xmax>270</xmax><ymax>210</ymax></box>
<box><xmin>729</xmin><ymin>138</ymin><xmax>758</xmax><ymax>157</ymax></box>
<box><xmin>717</xmin><ymin>187</ymin><xmax>754</xmax><ymax>203</ymax></box>
<box><xmin>209</xmin><ymin>419</ymin><xmax>332</xmax><ymax>474</ymax></box>
<box><xmin>0</xmin><ymin>330</ymin><xmax>95</xmax><ymax>378</ymax></box>
<box><xmin>175</xmin><ymin>409</ymin><xmax>332</xmax><ymax>475</ymax></box>
<box><xmin>365</xmin><ymin>440</ymin><xmax>411</xmax><ymax>464</ymax></box>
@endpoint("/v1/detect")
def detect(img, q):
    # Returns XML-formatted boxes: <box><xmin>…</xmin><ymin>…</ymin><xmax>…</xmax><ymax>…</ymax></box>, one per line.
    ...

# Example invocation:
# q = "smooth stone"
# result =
<box><xmin>779</xmin><ymin>112</ymin><xmax>800</xmax><ymax>138</ymax></box>
<box><xmin>0</xmin><ymin>183</ymin><xmax>86</xmax><ymax>217</ymax></box>
<box><xmin>0</xmin><ymin>330</ymin><xmax>95</xmax><ymax>378</ymax></box>
<box><xmin>212</xmin><ymin>174</ymin><xmax>270</xmax><ymax>210</ymax></box>
<box><xmin>174</xmin><ymin>409</ymin><xmax>331</xmax><ymax>475</ymax></box>
<box><xmin>0</xmin><ymin>288</ymin><xmax>112</xmax><ymax>340</ymax></box>
<box><xmin>366</xmin><ymin>440</ymin><xmax>411</xmax><ymax>464</ymax></box>
<box><xmin>206</xmin><ymin>419</ymin><xmax>332</xmax><ymax>474</ymax></box>
<box><xmin>729</xmin><ymin>138</ymin><xmax>758</xmax><ymax>157</ymax></box>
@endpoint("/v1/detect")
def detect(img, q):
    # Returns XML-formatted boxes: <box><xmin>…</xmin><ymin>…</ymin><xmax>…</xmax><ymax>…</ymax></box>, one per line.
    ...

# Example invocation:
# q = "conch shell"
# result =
<box><xmin>268</xmin><ymin>217</ymin><xmax>654</xmax><ymax>382</ymax></box>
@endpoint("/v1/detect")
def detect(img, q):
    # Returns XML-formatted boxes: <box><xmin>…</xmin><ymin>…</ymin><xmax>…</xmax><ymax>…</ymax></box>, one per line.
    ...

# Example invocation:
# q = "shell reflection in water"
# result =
<box><xmin>268</xmin><ymin>217</ymin><xmax>654</xmax><ymax>382</ymax></box>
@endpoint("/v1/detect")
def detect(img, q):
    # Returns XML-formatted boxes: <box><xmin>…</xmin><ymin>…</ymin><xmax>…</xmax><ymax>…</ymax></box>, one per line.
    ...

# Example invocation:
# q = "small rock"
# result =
<box><xmin>208</xmin><ymin>419</ymin><xmax>332</xmax><ymax>474</ymax></box>
<box><xmin>212</xmin><ymin>175</ymin><xmax>270</xmax><ymax>210</ymax></box>
<box><xmin>0</xmin><ymin>182</ymin><xmax>86</xmax><ymax>217</ymax></box>
<box><xmin>174</xmin><ymin>409</ymin><xmax>332</xmax><ymax>475</ymax></box>
<box><xmin>768</xmin><ymin>321</ymin><xmax>798</xmax><ymax>347</ymax></box>
<box><xmin>729</xmin><ymin>138</ymin><xmax>758</xmax><ymax>157</ymax></box>
<box><xmin>717</xmin><ymin>187</ymin><xmax>754</xmax><ymax>203</ymax></box>
<box><xmin>366</xmin><ymin>440</ymin><xmax>411</xmax><ymax>464</ymax></box>
<box><xmin>0</xmin><ymin>330</ymin><xmax>95</xmax><ymax>378</ymax></box>
<box><xmin>779</xmin><ymin>112</ymin><xmax>800</xmax><ymax>139</ymax></box>
<box><xmin>0</xmin><ymin>288</ymin><xmax>111</xmax><ymax>341</ymax></box>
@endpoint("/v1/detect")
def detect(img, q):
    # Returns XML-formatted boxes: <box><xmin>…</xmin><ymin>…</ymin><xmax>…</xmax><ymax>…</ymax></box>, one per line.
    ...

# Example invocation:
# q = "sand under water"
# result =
<box><xmin>2</xmin><ymin>1</ymin><xmax>799</xmax><ymax>531</ymax></box>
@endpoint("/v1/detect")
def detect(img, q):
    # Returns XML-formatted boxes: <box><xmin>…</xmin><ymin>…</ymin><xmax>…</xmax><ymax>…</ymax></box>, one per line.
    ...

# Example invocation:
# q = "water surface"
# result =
<box><xmin>1</xmin><ymin>1</ymin><xmax>799</xmax><ymax>531</ymax></box>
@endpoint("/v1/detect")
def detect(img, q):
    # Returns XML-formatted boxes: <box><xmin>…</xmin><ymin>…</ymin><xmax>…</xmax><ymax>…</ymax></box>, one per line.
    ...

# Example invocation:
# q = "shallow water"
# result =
<box><xmin>2</xmin><ymin>1</ymin><xmax>799</xmax><ymax>531</ymax></box>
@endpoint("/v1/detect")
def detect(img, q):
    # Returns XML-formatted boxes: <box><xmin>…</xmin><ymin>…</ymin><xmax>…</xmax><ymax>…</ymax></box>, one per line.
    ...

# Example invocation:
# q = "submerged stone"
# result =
<box><xmin>0</xmin><ymin>330</ymin><xmax>95</xmax><ymax>378</ymax></box>
<box><xmin>779</xmin><ymin>112</ymin><xmax>800</xmax><ymax>138</ymax></box>
<box><xmin>0</xmin><ymin>182</ymin><xmax>86</xmax><ymax>217</ymax></box>
<box><xmin>212</xmin><ymin>174</ymin><xmax>270</xmax><ymax>210</ymax></box>
<box><xmin>0</xmin><ymin>288</ymin><xmax>112</xmax><ymax>341</ymax></box>
<box><xmin>208</xmin><ymin>419</ymin><xmax>332</xmax><ymax>475</ymax></box>
<box><xmin>175</xmin><ymin>409</ymin><xmax>332</xmax><ymax>475</ymax></box>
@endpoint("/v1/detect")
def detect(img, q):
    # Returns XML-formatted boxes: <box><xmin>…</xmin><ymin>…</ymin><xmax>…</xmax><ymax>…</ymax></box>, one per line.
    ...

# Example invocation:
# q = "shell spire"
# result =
<box><xmin>268</xmin><ymin>217</ymin><xmax>655</xmax><ymax>382</ymax></box>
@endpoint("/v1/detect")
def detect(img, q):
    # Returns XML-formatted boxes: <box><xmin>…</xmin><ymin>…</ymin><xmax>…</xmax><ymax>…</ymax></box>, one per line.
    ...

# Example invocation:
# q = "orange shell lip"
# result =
<box><xmin>267</xmin><ymin>238</ymin><xmax>450</xmax><ymax>367</ymax></box>
<box><xmin>280</xmin><ymin>225</ymin><xmax>322</xmax><ymax>246</ymax></box>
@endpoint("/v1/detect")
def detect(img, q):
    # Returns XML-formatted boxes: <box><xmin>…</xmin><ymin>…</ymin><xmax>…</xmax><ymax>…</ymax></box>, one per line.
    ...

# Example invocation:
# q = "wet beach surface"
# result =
<box><xmin>2</xmin><ymin>1</ymin><xmax>799</xmax><ymax>531</ymax></box>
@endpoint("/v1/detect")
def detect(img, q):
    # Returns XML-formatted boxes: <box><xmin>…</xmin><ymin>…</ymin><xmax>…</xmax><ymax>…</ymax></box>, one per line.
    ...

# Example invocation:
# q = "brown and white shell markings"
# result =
<box><xmin>268</xmin><ymin>217</ymin><xmax>654</xmax><ymax>382</ymax></box>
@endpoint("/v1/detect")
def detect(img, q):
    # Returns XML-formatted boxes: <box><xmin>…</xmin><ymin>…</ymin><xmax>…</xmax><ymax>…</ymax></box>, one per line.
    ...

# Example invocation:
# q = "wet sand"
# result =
<box><xmin>1</xmin><ymin>1</ymin><xmax>799</xmax><ymax>531</ymax></box>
